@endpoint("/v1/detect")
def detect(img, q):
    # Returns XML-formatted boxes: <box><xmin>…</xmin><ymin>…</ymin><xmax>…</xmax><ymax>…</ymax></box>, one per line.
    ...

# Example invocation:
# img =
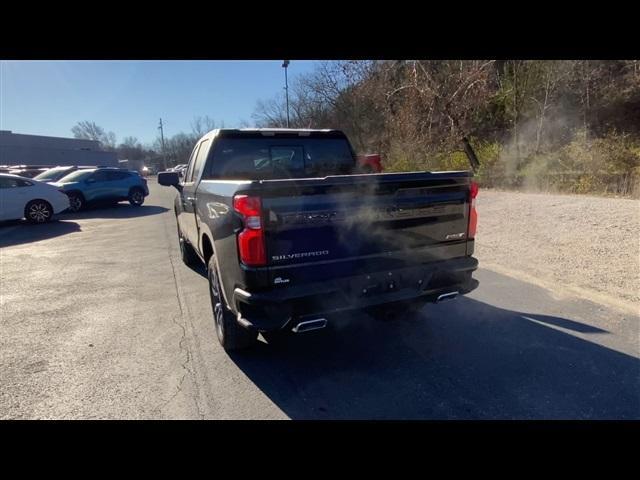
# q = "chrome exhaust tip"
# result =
<box><xmin>436</xmin><ymin>291</ymin><xmax>459</xmax><ymax>303</ymax></box>
<box><xmin>292</xmin><ymin>318</ymin><xmax>328</xmax><ymax>333</ymax></box>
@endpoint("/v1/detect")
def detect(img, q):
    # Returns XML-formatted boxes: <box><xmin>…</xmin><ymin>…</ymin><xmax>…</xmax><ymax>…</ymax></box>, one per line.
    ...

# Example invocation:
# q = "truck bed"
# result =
<box><xmin>195</xmin><ymin>169</ymin><xmax>478</xmax><ymax>331</ymax></box>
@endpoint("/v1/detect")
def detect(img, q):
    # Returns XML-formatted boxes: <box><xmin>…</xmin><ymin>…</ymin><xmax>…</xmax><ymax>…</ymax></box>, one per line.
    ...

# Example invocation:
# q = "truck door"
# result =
<box><xmin>177</xmin><ymin>143</ymin><xmax>200</xmax><ymax>241</ymax></box>
<box><xmin>180</xmin><ymin>138</ymin><xmax>210</xmax><ymax>248</ymax></box>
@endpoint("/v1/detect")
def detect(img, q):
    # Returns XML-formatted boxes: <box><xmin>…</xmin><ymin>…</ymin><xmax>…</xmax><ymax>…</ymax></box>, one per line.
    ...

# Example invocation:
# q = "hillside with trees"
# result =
<box><xmin>253</xmin><ymin>60</ymin><xmax>640</xmax><ymax>197</ymax></box>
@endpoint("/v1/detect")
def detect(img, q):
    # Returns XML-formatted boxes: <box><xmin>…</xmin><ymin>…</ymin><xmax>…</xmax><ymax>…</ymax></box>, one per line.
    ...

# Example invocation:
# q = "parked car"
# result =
<box><xmin>158</xmin><ymin>128</ymin><xmax>479</xmax><ymax>352</ymax></box>
<box><xmin>34</xmin><ymin>165</ymin><xmax>95</xmax><ymax>183</ymax></box>
<box><xmin>168</xmin><ymin>164</ymin><xmax>188</xmax><ymax>177</ymax></box>
<box><xmin>53</xmin><ymin>167</ymin><xmax>149</xmax><ymax>212</ymax></box>
<box><xmin>0</xmin><ymin>174</ymin><xmax>70</xmax><ymax>223</ymax></box>
<box><xmin>8</xmin><ymin>167</ymin><xmax>51</xmax><ymax>178</ymax></box>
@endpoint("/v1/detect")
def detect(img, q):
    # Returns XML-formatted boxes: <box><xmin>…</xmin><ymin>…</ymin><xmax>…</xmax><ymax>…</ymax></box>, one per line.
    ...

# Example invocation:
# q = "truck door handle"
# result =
<box><xmin>185</xmin><ymin>197</ymin><xmax>196</xmax><ymax>205</ymax></box>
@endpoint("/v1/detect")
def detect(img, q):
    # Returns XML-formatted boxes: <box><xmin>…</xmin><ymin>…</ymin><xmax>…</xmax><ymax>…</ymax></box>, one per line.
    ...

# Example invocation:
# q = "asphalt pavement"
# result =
<box><xmin>1</xmin><ymin>180</ymin><xmax>638</xmax><ymax>419</ymax></box>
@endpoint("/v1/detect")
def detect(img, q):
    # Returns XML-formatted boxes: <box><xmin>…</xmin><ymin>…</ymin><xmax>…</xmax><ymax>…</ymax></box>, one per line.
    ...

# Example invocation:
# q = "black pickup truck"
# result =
<box><xmin>158</xmin><ymin>129</ymin><xmax>479</xmax><ymax>351</ymax></box>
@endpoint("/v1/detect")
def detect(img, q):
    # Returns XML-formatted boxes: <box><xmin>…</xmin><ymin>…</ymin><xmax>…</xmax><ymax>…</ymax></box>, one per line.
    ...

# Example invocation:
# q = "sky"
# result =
<box><xmin>0</xmin><ymin>60</ymin><xmax>318</xmax><ymax>146</ymax></box>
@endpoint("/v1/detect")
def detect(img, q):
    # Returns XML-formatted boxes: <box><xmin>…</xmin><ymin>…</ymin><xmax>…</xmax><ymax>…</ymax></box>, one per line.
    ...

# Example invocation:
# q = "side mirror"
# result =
<box><xmin>158</xmin><ymin>171</ymin><xmax>182</xmax><ymax>191</ymax></box>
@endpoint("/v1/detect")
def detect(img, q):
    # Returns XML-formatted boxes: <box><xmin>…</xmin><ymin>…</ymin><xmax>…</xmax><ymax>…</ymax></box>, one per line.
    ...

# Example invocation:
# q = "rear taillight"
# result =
<box><xmin>470</xmin><ymin>181</ymin><xmax>479</xmax><ymax>200</ymax></box>
<box><xmin>233</xmin><ymin>195</ymin><xmax>266</xmax><ymax>266</ymax></box>
<box><xmin>468</xmin><ymin>181</ymin><xmax>478</xmax><ymax>238</ymax></box>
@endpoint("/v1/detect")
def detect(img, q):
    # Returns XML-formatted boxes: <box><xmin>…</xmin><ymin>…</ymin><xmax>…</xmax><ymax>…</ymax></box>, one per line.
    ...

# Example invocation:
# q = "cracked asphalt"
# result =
<box><xmin>1</xmin><ymin>181</ymin><xmax>638</xmax><ymax>419</ymax></box>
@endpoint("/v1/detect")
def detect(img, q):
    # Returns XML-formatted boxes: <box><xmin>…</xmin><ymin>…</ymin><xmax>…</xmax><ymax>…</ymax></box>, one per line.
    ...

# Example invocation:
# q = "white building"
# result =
<box><xmin>0</xmin><ymin>130</ymin><xmax>118</xmax><ymax>167</ymax></box>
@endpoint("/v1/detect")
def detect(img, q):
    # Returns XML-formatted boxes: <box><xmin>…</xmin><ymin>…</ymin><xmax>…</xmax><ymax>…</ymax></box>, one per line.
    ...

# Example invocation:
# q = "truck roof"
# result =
<box><xmin>202</xmin><ymin>128</ymin><xmax>347</xmax><ymax>140</ymax></box>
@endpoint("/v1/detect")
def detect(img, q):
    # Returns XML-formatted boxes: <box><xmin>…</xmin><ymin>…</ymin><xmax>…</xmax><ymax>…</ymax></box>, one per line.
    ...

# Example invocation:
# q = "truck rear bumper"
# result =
<box><xmin>233</xmin><ymin>256</ymin><xmax>479</xmax><ymax>332</ymax></box>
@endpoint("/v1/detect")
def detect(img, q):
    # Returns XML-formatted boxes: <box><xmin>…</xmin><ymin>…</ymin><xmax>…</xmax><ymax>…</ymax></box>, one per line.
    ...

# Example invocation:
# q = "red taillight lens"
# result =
<box><xmin>237</xmin><ymin>229</ymin><xmax>266</xmax><ymax>266</ymax></box>
<box><xmin>233</xmin><ymin>195</ymin><xmax>266</xmax><ymax>266</ymax></box>
<box><xmin>468</xmin><ymin>181</ymin><xmax>478</xmax><ymax>238</ymax></box>
<box><xmin>470</xmin><ymin>181</ymin><xmax>479</xmax><ymax>199</ymax></box>
<box><xmin>233</xmin><ymin>195</ymin><xmax>261</xmax><ymax>217</ymax></box>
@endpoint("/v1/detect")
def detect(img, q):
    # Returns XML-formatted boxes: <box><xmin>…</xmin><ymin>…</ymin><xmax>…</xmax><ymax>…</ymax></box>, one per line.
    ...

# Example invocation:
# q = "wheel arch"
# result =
<box><xmin>201</xmin><ymin>233</ymin><xmax>214</xmax><ymax>266</ymax></box>
<box><xmin>24</xmin><ymin>198</ymin><xmax>53</xmax><ymax>210</ymax></box>
<box><xmin>65</xmin><ymin>189</ymin><xmax>85</xmax><ymax>200</ymax></box>
<box><xmin>202</xmin><ymin>233</ymin><xmax>236</xmax><ymax>312</ymax></box>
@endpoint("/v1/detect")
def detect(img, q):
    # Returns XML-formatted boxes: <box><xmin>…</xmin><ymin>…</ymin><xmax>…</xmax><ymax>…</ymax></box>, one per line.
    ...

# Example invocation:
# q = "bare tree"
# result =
<box><xmin>191</xmin><ymin>116</ymin><xmax>219</xmax><ymax>138</ymax></box>
<box><xmin>71</xmin><ymin>121</ymin><xmax>117</xmax><ymax>151</ymax></box>
<box><xmin>530</xmin><ymin>61</ymin><xmax>572</xmax><ymax>152</ymax></box>
<box><xmin>71</xmin><ymin>121</ymin><xmax>105</xmax><ymax>141</ymax></box>
<box><xmin>252</xmin><ymin>95</ymin><xmax>289</xmax><ymax>127</ymax></box>
<box><xmin>117</xmin><ymin>136</ymin><xmax>145</xmax><ymax>160</ymax></box>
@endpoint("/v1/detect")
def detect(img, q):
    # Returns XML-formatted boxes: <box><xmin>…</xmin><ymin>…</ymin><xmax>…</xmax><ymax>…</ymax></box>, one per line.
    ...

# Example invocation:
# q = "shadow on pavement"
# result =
<box><xmin>60</xmin><ymin>203</ymin><xmax>169</xmax><ymax>220</ymax></box>
<box><xmin>229</xmin><ymin>296</ymin><xmax>639</xmax><ymax>419</ymax></box>
<box><xmin>0</xmin><ymin>220</ymin><xmax>81</xmax><ymax>248</ymax></box>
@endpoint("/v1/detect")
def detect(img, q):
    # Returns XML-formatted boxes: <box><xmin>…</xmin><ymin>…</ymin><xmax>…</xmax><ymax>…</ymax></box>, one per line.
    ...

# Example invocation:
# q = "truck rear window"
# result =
<box><xmin>205</xmin><ymin>137</ymin><xmax>355</xmax><ymax>180</ymax></box>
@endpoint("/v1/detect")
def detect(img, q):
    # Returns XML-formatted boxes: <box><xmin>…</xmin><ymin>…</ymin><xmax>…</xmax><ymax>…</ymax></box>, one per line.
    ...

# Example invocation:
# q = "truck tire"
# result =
<box><xmin>208</xmin><ymin>256</ymin><xmax>258</xmax><ymax>351</ymax></box>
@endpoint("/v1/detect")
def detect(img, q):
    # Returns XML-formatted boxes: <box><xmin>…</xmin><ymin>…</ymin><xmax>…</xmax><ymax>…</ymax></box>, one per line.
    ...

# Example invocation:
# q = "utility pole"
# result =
<box><xmin>282</xmin><ymin>60</ymin><xmax>290</xmax><ymax>127</ymax></box>
<box><xmin>158</xmin><ymin>118</ymin><xmax>167</xmax><ymax>170</ymax></box>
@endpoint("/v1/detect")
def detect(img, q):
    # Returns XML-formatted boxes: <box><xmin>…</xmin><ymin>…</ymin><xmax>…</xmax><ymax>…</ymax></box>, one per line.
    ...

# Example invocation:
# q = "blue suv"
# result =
<box><xmin>53</xmin><ymin>168</ymin><xmax>149</xmax><ymax>212</ymax></box>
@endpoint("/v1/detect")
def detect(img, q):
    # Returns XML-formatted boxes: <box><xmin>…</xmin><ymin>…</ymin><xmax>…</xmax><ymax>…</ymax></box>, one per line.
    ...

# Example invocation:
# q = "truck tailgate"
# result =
<box><xmin>258</xmin><ymin>171</ymin><xmax>473</xmax><ymax>281</ymax></box>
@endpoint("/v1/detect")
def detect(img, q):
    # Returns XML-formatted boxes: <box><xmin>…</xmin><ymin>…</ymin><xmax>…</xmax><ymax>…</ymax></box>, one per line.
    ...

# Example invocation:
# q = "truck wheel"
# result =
<box><xmin>128</xmin><ymin>187</ymin><xmax>145</xmax><ymax>206</ymax></box>
<box><xmin>176</xmin><ymin>219</ymin><xmax>199</xmax><ymax>267</ymax></box>
<box><xmin>208</xmin><ymin>257</ymin><xmax>258</xmax><ymax>351</ymax></box>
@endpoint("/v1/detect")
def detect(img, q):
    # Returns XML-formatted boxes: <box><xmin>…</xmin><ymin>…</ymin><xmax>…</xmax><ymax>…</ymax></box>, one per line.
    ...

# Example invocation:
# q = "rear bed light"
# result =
<box><xmin>233</xmin><ymin>194</ymin><xmax>266</xmax><ymax>266</ymax></box>
<box><xmin>468</xmin><ymin>181</ymin><xmax>478</xmax><ymax>238</ymax></box>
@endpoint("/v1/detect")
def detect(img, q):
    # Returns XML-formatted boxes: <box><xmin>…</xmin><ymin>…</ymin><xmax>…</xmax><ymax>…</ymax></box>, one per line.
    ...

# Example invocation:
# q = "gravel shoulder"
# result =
<box><xmin>475</xmin><ymin>189</ymin><xmax>640</xmax><ymax>312</ymax></box>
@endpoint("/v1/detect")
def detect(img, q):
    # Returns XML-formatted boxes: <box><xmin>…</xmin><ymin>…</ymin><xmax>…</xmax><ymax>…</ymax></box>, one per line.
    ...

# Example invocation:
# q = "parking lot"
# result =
<box><xmin>1</xmin><ymin>180</ymin><xmax>638</xmax><ymax>419</ymax></box>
